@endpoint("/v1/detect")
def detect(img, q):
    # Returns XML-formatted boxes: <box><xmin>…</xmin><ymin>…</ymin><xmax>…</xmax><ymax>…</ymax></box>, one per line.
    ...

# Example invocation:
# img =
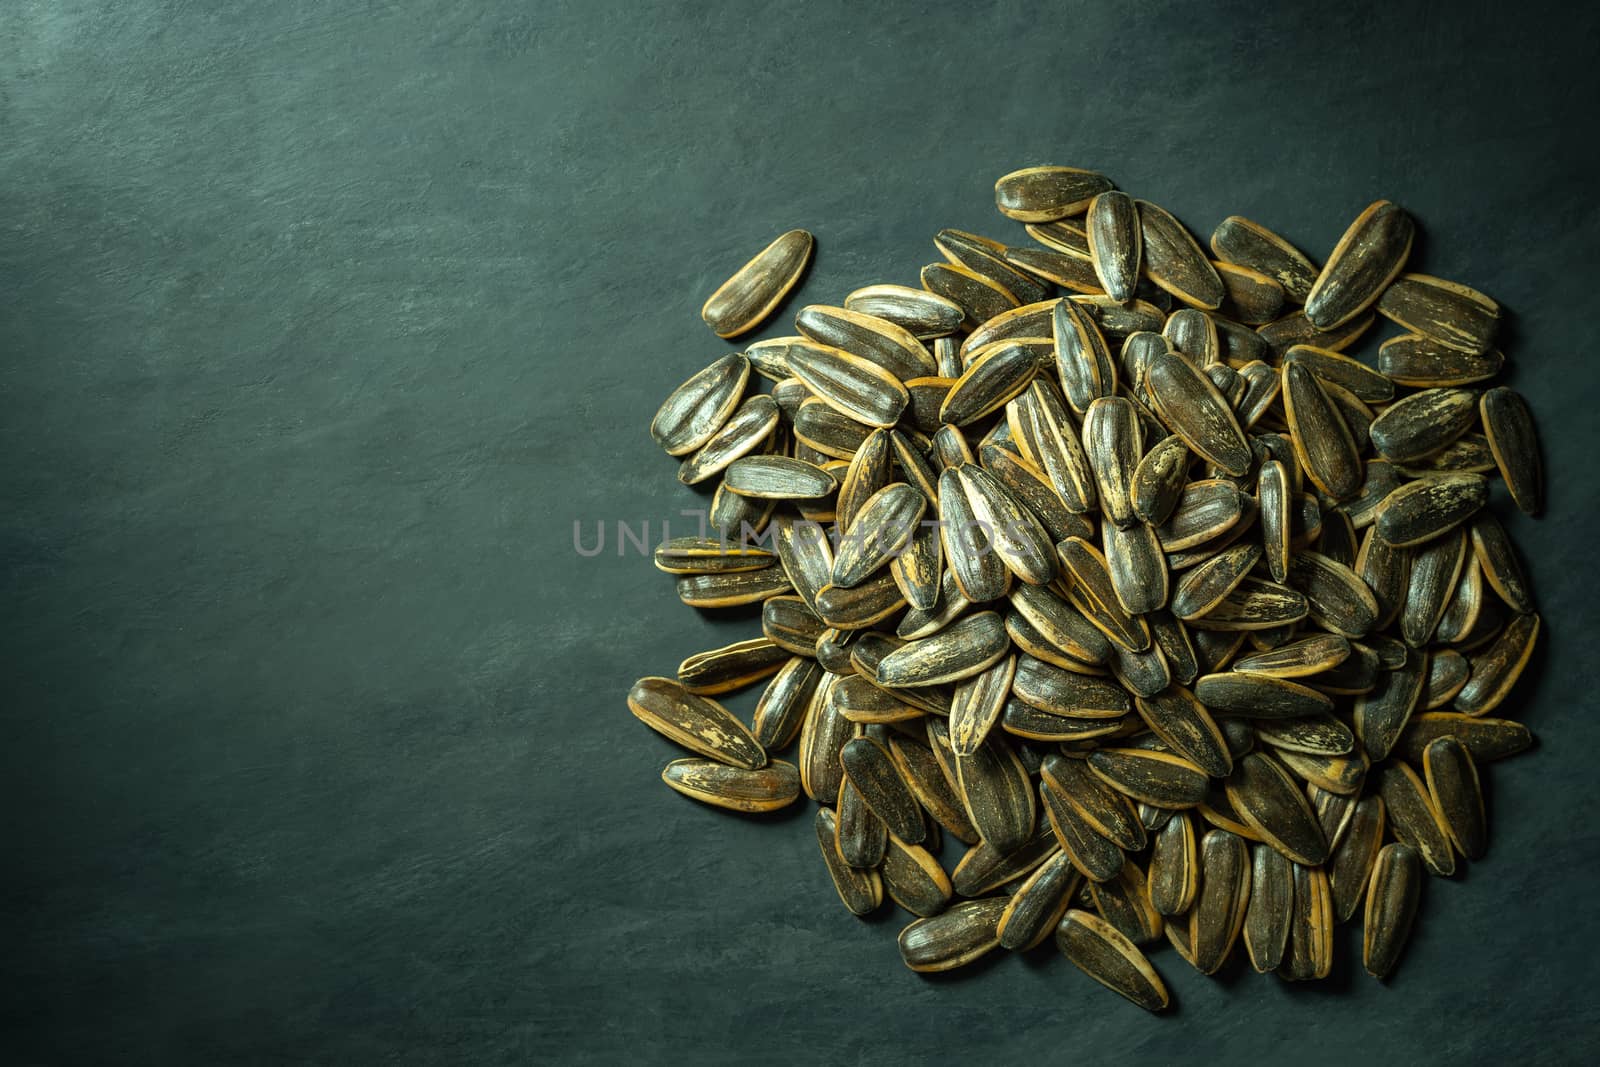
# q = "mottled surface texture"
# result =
<box><xmin>3</xmin><ymin>1</ymin><xmax>1597</xmax><ymax>1063</ymax></box>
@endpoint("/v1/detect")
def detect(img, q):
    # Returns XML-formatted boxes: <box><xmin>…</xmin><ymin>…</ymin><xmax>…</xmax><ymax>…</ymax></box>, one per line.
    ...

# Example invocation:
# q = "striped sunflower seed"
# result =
<box><xmin>751</xmin><ymin>657</ymin><xmax>822</xmax><ymax>749</ymax></box>
<box><xmin>678</xmin><ymin>637</ymin><xmax>790</xmax><ymax>694</ymax></box>
<box><xmin>1190</xmin><ymin>829</ymin><xmax>1251</xmax><ymax>973</ymax></box>
<box><xmin>997</xmin><ymin>851</ymin><xmax>1083</xmax><ymax>951</ymax></box>
<box><xmin>701</xmin><ymin>229</ymin><xmax>814</xmax><ymax>338</ymax></box>
<box><xmin>678</xmin><ymin>394</ymin><xmax>780</xmax><ymax>485</ymax></box>
<box><xmin>1215</xmin><ymin>261</ymin><xmax>1286</xmax><ymax>324</ymax></box>
<box><xmin>1147</xmin><ymin>810</ymin><xmax>1199</xmax><ymax>915</ymax></box>
<box><xmin>955</xmin><ymin>733</ymin><xmax>1037</xmax><ymax>853</ymax></box>
<box><xmin>840</xmin><ymin>735</ymin><xmax>925</xmax><ymax>844</ymax></box>
<box><xmin>1225</xmin><ymin>751</ymin><xmax>1330</xmax><ymax>865</ymax></box>
<box><xmin>898</xmin><ymin>896</ymin><xmax>1008</xmax><ymax>971</ymax></box>
<box><xmin>651</xmin><ymin>353</ymin><xmax>752</xmax><ymax>456</ymax></box>
<box><xmin>1374</xmin><ymin>473</ymin><xmax>1489</xmax><ymax>547</ymax></box>
<box><xmin>1056</xmin><ymin>909</ymin><xmax>1170</xmax><ymax>1012</ymax></box>
<box><xmin>1330</xmin><ymin>793</ymin><xmax>1386</xmax><ymax>922</ymax></box>
<box><xmin>1376</xmin><ymin>273</ymin><xmax>1499</xmax><ymax>355</ymax></box>
<box><xmin>1363</xmin><ymin>842</ymin><xmax>1422</xmax><ymax>979</ymax></box>
<box><xmin>830</xmin><ymin>483</ymin><xmax>925</xmax><ymax>588</ymax></box>
<box><xmin>1087</xmin><ymin>748</ymin><xmax>1210</xmax><ymax>809</ymax></box>
<box><xmin>1378</xmin><ymin>762</ymin><xmax>1456</xmax><ymax>877</ymax></box>
<box><xmin>662</xmin><ymin>758</ymin><xmax>800</xmax><ymax>812</ymax></box>
<box><xmin>935</xmin><ymin>228</ymin><xmax>1051</xmax><ymax>305</ymax></box>
<box><xmin>1481</xmin><ymin>386</ymin><xmax>1543</xmax><ymax>516</ymax></box>
<box><xmin>628</xmin><ymin>676</ymin><xmax>768</xmax><ymax>769</ymax></box>
<box><xmin>1146</xmin><ymin>350</ymin><xmax>1251</xmax><ymax>477</ymax></box>
<box><xmin>1370</xmin><ymin>387</ymin><xmax>1480</xmax><ymax>465</ymax></box>
<box><xmin>794</xmin><ymin>304</ymin><xmax>936</xmax><ymax>380</ymax></box>
<box><xmin>1085</xmin><ymin>191</ymin><xmax>1142</xmax><ymax>302</ymax></box>
<box><xmin>1304</xmin><ymin>199</ymin><xmax>1414</xmax><ymax>330</ymax></box>
<box><xmin>1137</xmin><ymin>200</ymin><xmax>1225</xmax><ymax>310</ymax></box>
<box><xmin>1210</xmin><ymin>216</ymin><xmax>1319</xmax><ymax>302</ymax></box>
<box><xmin>1378</xmin><ymin>333</ymin><xmax>1504</xmax><ymax>387</ymax></box>
<box><xmin>994</xmin><ymin>166</ymin><xmax>1113</xmax><ymax>221</ymax></box>
<box><xmin>843</xmin><ymin>283</ymin><xmax>965</xmax><ymax>339</ymax></box>
<box><xmin>1422</xmin><ymin>735</ymin><xmax>1487</xmax><ymax>861</ymax></box>
<box><xmin>1453</xmin><ymin>610</ymin><xmax>1540</xmax><ymax>716</ymax></box>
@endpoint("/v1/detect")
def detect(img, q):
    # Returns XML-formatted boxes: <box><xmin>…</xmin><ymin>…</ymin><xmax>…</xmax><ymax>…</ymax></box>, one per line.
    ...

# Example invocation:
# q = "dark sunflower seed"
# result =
<box><xmin>1363</xmin><ymin>843</ymin><xmax>1422</xmax><ymax>979</ymax></box>
<box><xmin>1258</xmin><ymin>308</ymin><xmax>1375</xmax><ymax>360</ymax></box>
<box><xmin>1147</xmin><ymin>810</ymin><xmax>1199</xmax><ymax>916</ymax></box>
<box><xmin>1009</xmin><ymin>583</ymin><xmax>1113</xmax><ymax>666</ymax></box>
<box><xmin>677</xmin><ymin>394</ymin><xmax>780</xmax><ymax>485</ymax></box>
<box><xmin>677</xmin><ymin>637</ymin><xmax>790</xmax><ymax>696</ymax></box>
<box><xmin>653</xmin><ymin>535</ymin><xmax>776</xmax><ymax>575</ymax></box>
<box><xmin>1057</xmin><ymin>537</ymin><xmax>1151</xmax><ymax>652</ymax></box>
<box><xmin>957</xmin><ymin>464</ymin><xmax>1058</xmax><ymax>586</ymax></box>
<box><xmin>1013</xmin><ymin>380</ymin><xmax>1097</xmax><ymax>512</ymax></box>
<box><xmin>1084</xmin><ymin>191</ymin><xmax>1142</xmax><ymax>302</ymax></box>
<box><xmin>1286</xmin><ymin>551</ymin><xmax>1379</xmax><ymax>638</ymax></box>
<box><xmin>979</xmin><ymin>443</ymin><xmax>1095</xmax><ymax>546</ymax></box>
<box><xmin>1379</xmin><ymin>762</ymin><xmax>1456</xmax><ymax>877</ymax></box>
<box><xmin>840</xmin><ymin>735</ymin><xmax>926</xmax><ymax>843</ymax></box>
<box><xmin>939</xmin><ymin>466</ymin><xmax>1010</xmax><ymax>603</ymax></box>
<box><xmin>795</xmin><ymin>304</ymin><xmax>937</xmax><ymax>380</ymax></box>
<box><xmin>994</xmin><ymin>166</ymin><xmax>1113</xmax><ymax>221</ymax></box>
<box><xmin>835</xmin><ymin>776</ymin><xmax>889</xmax><ymax>868</ymax></box>
<box><xmin>1423</xmin><ymin>648</ymin><xmax>1471</xmax><ymax>710</ymax></box>
<box><xmin>1189</xmin><ymin>829</ymin><xmax>1250</xmax><ymax>974</ymax></box>
<box><xmin>1052</xmin><ymin>293</ymin><xmax>1117</xmax><ymax>415</ymax></box>
<box><xmin>1084</xmin><ymin>396</ymin><xmax>1143</xmax><ymax>529</ymax></box>
<box><xmin>628</xmin><ymin>676</ymin><xmax>768</xmax><ymax>769</ymax></box>
<box><xmin>892</xmin><ymin>733</ymin><xmax>981</xmax><ymax>844</ymax></box>
<box><xmin>1234</xmin><ymin>634</ymin><xmax>1352</xmax><ymax>679</ymax></box>
<box><xmin>651</xmin><ymin>353</ymin><xmax>752</xmax><ymax>456</ymax></box>
<box><xmin>1469</xmin><ymin>513</ymin><xmax>1534</xmax><ymax>614</ymax></box>
<box><xmin>750</xmin><ymin>657</ymin><xmax>823</xmax><ymax>749</ymax></box>
<box><xmin>1165</xmin><ymin>307</ymin><xmax>1221</xmax><ymax>365</ymax></box>
<box><xmin>1356</xmin><ymin>525</ymin><xmax>1411</xmax><ymax>629</ymax></box>
<box><xmin>1172</xmin><ymin>542</ymin><xmax>1263</xmax><ymax>620</ymax></box>
<box><xmin>1103</xmin><ymin>520</ymin><xmax>1168</xmax><ymax>616</ymax></box>
<box><xmin>781</xmin><ymin>340</ymin><xmax>910</xmax><ymax>428</ymax></box>
<box><xmin>1189</xmin><ymin>578</ymin><xmax>1310</xmax><ymax>632</ymax></box>
<box><xmin>1088</xmin><ymin>748</ymin><xmax>1210</xmax><ymax>809</ymax></box>
<box><xmin>1284</xmin><ymin>344</ymin><xmax>1395</xmax><ymax>402</ymax></box>
<box><xmin>1041</xmin><ymin>754</ymin><xmax>1148</xmax><ymax>851</ymax></box>
<box><xmin>724</xmin><ymin>455</ymin><xmax>838</xmax><ymax>500</ymax></box>
<box><xmin>888</xmin><ymin>520</ymin><xmax>943</xmax><ymax>614</ymax></box>
<box><xmin>1210</xmin><ymin>216</ymin><xmax>1319</xmax><ymax>302</ymax></box>
<box><xmin>830</xmin><ymin>483</ymin><xmax>925</xmax><ymax>588</ymax></box>
<box><xmin>1242</xmin><ymin>842</ymin><xmax>1293</xmax><ymax>973</ymax></box>
<box><xmin>1225</xmin><ymin>751</ymin><xmax>1329</xmax><ymax>865</ymax></box>
<box><xmin>1374</xmin><ymin>474</ymin><xmax>1489</xmax><ymax>547</ymax></box>
<box><xmin>1453</xmin><ymin>611</ymin><xmax>1540</xmax><ymax>715</ymax></box>
<box><xmin>1090</xmin><ymin>862</ymin><xmax>1164</xmax><ymax>946</ymax></box>
<box><xmin>1283</xmin><ymin>361</ymin><xmax>1362</xmax><ymax>500</ymax></box>
<box><xmin>1041</xmin><ymin>778</ymin><xmax>1126</xmax><ymax>883</ymax></box>
<box><xmin>1402</xmin><ymin>530</ymin><xmax>1467</xmax><ymax>647</ymax></box>
<box><xmin>1137</xmin><ymin>200</ymin><xmax>1225</xmax><ymax>310</ymax></box>
<box><xmin>701</xmin><ymin>229</ymin><xmax>814</xmax><ymax>338</ymax></box>
<box><xmin>1422</xmin><ymin>735</ymin><xmax>1487</xmax><ymax>861</ymax></box>
<box><xmin>1305</xmin><ymin>199</ymin><xmax>1414</xmax><ymax>330</ymax></box>
<box><xmin>898</xmin><ymin>896</ymin><xmax>1008</xmax><ymax>971</ymax></box>
<box><xmin>1215</xmin><ymin>261</ymin><xmax>1286</xmax><ymax>324</ymax></box>
<box><xmin>881</xmin><ymin>836</ymin><xmax>954</xmax><ymax>918</ymax></box>
<box><xmin>814</xmin><ymin>571</ymin><xmax>907</xmax><ymax>630</ymax></box>
<box><xmin>1131</xmin><ymin>435</ymin><xmax>1189</xmax><ymax>526</ymax></box>
<box><xmin>936</xmin><ymin>228</ymin><xmax>1051</xmax><ymax>305</ymax></box>
<box><xmin>1378</xmin><ymin>333</ymin><xmax>1504</xmax><ymax>387</ymax></box>
<box><xmin>1282</xmin><ymin>862</ymin><xmax>1333</xmax><ymax>981</ymax></box>
<box><xmin>1330</xmin><ymin>793</ymin><xmax>1386</xmax><ymax>922</ymax></box>
<box><xmin>1369</xmin><ymin>387</ymin><xmax>1480</xmax><ymax>465</ymax></box>
<box><xmin>1397</xmin><ymin>713</ymin><xmax>1533</xmax><ymax>763</ymax></box>
<box><xmin>955</xmin><ymin>733</ymin><xmax>1037</xmax><ymax>854</ymax></box>
<box><xmin>1255</xmin><ymin>713</ymin><xmax>1355</xmax><ymax>757</ymax></box>
<box><xmin>1135</xmin><ymin>685</ymin><xmax>1232</xmax><ymax>778</ymax></box>
<box><xmin>1004</xmin><ymin>244</ymin><xmax>1105</xmax><ymax>293</ymax></box>
<box><xmin>1147</xmin><ymin>350</ymin><xmax>1252</xmax><ymax>476</ymax></box>
<box><xmin>922</xmin><ymin>261</ymin><xmax>1021</xmax><ymax>328</ymax></box>
<box><xmin>949</xmin><ymin>655</ymin><xmax>1017</xmax><ymax>757</ymax></box>
<box><xmin>798</xmin><ymin>677</ymin><xmax>855</xmax><ymax>803</ymax></box>
<box><xmin>1481</xmin><ymin>386</ymin><xmax>1543</xmax><ymax>516</ymax></box>
<box><xmin>998</xmin><ymin>851</ymin><xmax>1084</xmax><ymax>951</ymax></box>
<box><xmin>662</xmin><ymin>757</ymin><xmax>799</xmax><ymax>813</ymax></box>
<box><xmin>1376</xmin><ymin>273</ymin><xmax>1499</xmax><ymax>355</ymax></box>
<box><xmin>1055</xmin><ymin>908</ymin><xmax>1170</xmax><ymax>1012</ymax></box>
<box><xmin>843</xmin><ymin>283</ymin><xmax>964</xmax><ymax>339</ymax></box>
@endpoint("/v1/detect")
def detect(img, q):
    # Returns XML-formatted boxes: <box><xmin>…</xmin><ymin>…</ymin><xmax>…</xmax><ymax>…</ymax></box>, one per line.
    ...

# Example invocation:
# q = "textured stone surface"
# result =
<box><xmin>2</xmin><ymin>0</ymin><xmax>1596</xmax><ymax>1061</ymax></box>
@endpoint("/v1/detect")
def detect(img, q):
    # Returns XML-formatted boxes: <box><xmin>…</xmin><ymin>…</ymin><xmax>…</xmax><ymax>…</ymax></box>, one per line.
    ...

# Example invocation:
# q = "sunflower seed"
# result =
<box><xmin>1091</xmin><ymin>862</ymin><xmax>1164</xmax><ymax>946</ymax></box>
<box><xmin>1189</xmin><ymin>578</ymin><xmax>1309</xmax><ymax>632</ymax></box>
<box><xmin>814</xmin><ymin>571</ymin><xmax>907</xmax><ymax>630</ymax></box>
<box><xmin>1040</xmin><ymin>754</ymin><xmax>1147</xmax><ymax>851</ymax></box>
<box><xmin>799</xmin><ymin>677</ymin><xmax>854</xmax><ymax>803</ymax></box>
<box><xmin>653</xmin><ymin>536</ymin><xmax>776</xmax><ymax>575</ymax></box>
<box><xmin>949</xmin><ymin>655</ymin><xmax>1017</xmax><ymax>757</ymax></box>
<box><xmin>1378</xmin><ymin>333</ymin><xmax>1504</xmax><ymax>387</ymax></box>
<box><xmin>1057</xmin><ymin>537</ymin><xmax>1151</xmax><ymax>652</ymax></box>
<box><xmin>1238</xmin><ymin>842</ymin><xmax>1292</xmax><ymax>973</ymax></box>
<box><xmin>998</xmin><ymin>851</ymin><xmax>1083</xmax><ymax>950</ymax></box>
<box><xmin>1421</xmin><ymin>735</ymin><xmax>1487</xmax><ymax>862</ymax></box>
<box><xmin>1082</xmin><ymin>191</ymin><xmax>1142</xmax><ymax>302</ymax></box>
<box><xmin>1258</xmin><ymin>308</ymin><xmax>1375</xmax><ymax>359</ymax></box>
<box><xmin>1363</xmin><ymin>842</ymin><xmax>1422</xmax><ymax>979</ymax></box>
<box><xmin>1255</xmin><ymin>714</ymin><xmax>1355</xmax><ymax>758</ymax></box>
<box><xmin>1136</xmin><ymin>685</ymin><xmax>1232</xmax><ymax>778</ymax></box>
<box><xmin>1282</xmin><ymin>361</ymin><xmax>1362</xmax><ymax>500</ymax></box>
<box><xmin>1283</xmin><ymin>862</ymin><xmax>1333</xmax><ymax>981</ymax></box>
<box><xmin>957</xmin><ymin>464</ymin><xmax>1058</xmax><ymax>586</ymax></box>
<box><xmin>662</xmin><ymin>756</ymin><xmax>801</xmax><ymax>815</ymax></box>
<box><xmin>898</xmin><ymin>896</ymin><xmax>1008</xmax><ymax>971</ymax></box>
<box><xmin>1137</xmin><ymin>201</ymin><xmax>1225</xmax><ymax>310</ymax></box>
<box><xmin>1226</xmin><ymin>751</ymin><xmax>1329</xmax><ymax>865</ymax></box>
<box><xmin>1084</xmin><ymin>396</ymin><xmax>1143</xmax><ymax>529</ymax></box>
<box><xmin>1142</xmin><ymin>809</ymin><xmax>1196</xmax><ymax>916</ymax></box>
<box><xmin>953</xmin><ymin>732</ymin><xmax>1037</xmax><ymax>855</ymax></box>
<box><xmin>750</xmin><ymin>658</ymin><xmax>823</xmax><ymax>750</ymax></box>
<box><xmin>1305</xmin><ymin>200</ymin><xmax>1413</xmax><ymax>330</ymax></box>
<box><xmin>1454</xmin><ymin>610</ymin><xmax>1540</xmax><ymax>715</ymax></box>
<box><xmin>1130</xmin><ymin>435</ymin><xmax>1189</xmax><ymax>526</ymax></box>
<box><xmin>1172</xmin><ymin>543</ymin><xmax>1263</xmax><ymax>621</ymax></box>
<box><xmin>1041</xmin><ymin>778</ymin><xmax>1127</xmax><ymax>883</ymax></box>
<box><xmin>628</xmin><ymin>676</ymin><xmax>768</xmax><ymax>768</ymax></box>
<box><xmin>1468</xmin><ymin>513</ymin><xmax>1534</xmax><ymax>614</ymax></box>
<box><xmin>1215</xmin><ymin>261</ymin><xmax>1287</xmax><ymax>324</ymax></box>
<box><xmin>829</xmin><ymin>483</ymin><xmax>924</xmax><ymax>588</ymax></box>
<box><xmin>1330</xmin><ymin>794</ymin><xmax>1386</xmax><ymax>922</ymax></box>
<box><xmin>922</xmin><ymin>261</ymin><xmax>1021</xmax><ymax>327</ymax></box>
<box><xmin>1376</xmin><ymin>273</ymin><xmax>1499</xmax><ymax>355</ymax></box>
<box><xmin>1398</xmin><ymin>713</ymin><xmax>1533</xmax><ymax>763</ymax></box>
<box><xmin>1189</xmin><ymin>829</ymin><xmax>1250</xmax><ymax>974</ymax></box>
<box><xmin>677</xmin><ymin>637</ymin><xmax>790</xmax><ymax>696</ymax></box>
<box><xmin>817</xmin><ymin>804</ymin><xmax>883</xmax><ymax>914</ymax></box>
<box><xmin>1374</xmin><ymin>474</ymin><xmax>1489</xmax><ymax>547</ymax></box>
<box><xmin>1088</xmin><ymin>748</ymin><xmax>1210</xmax><ymax>809</ymax></box>
<box><xmin>795</xmin><ymin>304</ymin><xmax>937</xmax><ymax>380</ymax></box>
<box><xmin>678</xmin><ymin>394</ymin><xmax>780</xmax><ymax>485</ymax></box>
<box><xmin>834</xmin><ymin>776</ymin><xmax>890</xmax><ymax>869</ymax></box>
<box><xmin>936</xmin><ymin>228</ymin><xmax>1051</xmax><ymax>305</ymax></box>
<box><xmin>651</xmin><ymin>354</ymin><xmax>752</xmax><ymax>456</ymax></box>
<box><xmin>892</xmin><ymin>734</ymin><xmax>981</xmax><ymax>844</ymax></box>
<box><xmin>839</xmin><ymin>734</ymin><xmax>926</xmax><ymax>843</ymax></box>
<box><xmin>1481</xmin><ymin>386</ymin><xmax>1543</xmax><ymax>516</ymax></box>
<box><xmin>1010</xmin><ymin>583</ymin><xmax>1114</xmax><ymax>665</ymax></box>
<box><xmin>842</xmin><ymin>283</ymin><xmax>964</xmax><ymax>339</ymax></box>
<box><xmin>1103</xmin><ymin>519</ymin><xmax>1168</xmax><ymax>616</ymax></box>
<box><xmin>1056</xmin><ymin>908</ymin><xmax>1170</xmax><ymax>1012</ymax></box>
<box><xmin>701</xmin><ymin>230</ymin><xmax>814</xmax><ymax>338</ymax></box>
<box><xmin>1165</xmin><ymin>307</ymin><xmax>1221</xmax><ymax>365</ymax></box>
<box><xmin>979</xmin><ymin>444</ymin><xmax>1094</xmax><ymax>545</ymax></box>
<box><xmin>1400</xmin><ymin>529</ymin><xmax>1467</xmax><ymax>647</ymax></box>
<box><xmin>1379</xmin><ymin>762</ymin><xmax>1456</xmax><ymax>877</ymax></box>
<box><xmin>950</xmin><ymin>819</ymin><xmax>1059</xmax><ymax>896</ymax></box>
<box><xmin>1209</xmin><ymin>216</ymin><xmax>1319</xmax><ymax>302</ymax></box>
<box><xmin>1370</xmin><ymin>387</ymin><xmax>1480</xmax><ymax>465</ymax></box>
<box><xmin>994</xmin><ymin>166</ymin><xmax>1113</xmax><ymax>222</ymax></box>
<box><xmin>1014</xmin><ymin>380</ymin><xmax>1098</xmax><ymax>512</ymax></box>
<box><xmin>877</xmin><ymin>837</ymin><xmax>951</xmax><ymax>921</ymax></box>
<box><xmin>1012</xmin><ymin>657</ymin><xmax>1130</xmax><ymax>719</ymax></box>
<box><xmin>723</xmin><ymin>455</ymin><xmax>837</xmax><ymax>500</ymax></box>
<box><xmin>1147</xmin><ymin>350</ymin><xmax>1252</xmax><ymax>477</ymax></box>
<box><xmin>937</xmin><ymin>466</ymin><xmax>1010</xmax><ymax>603</ymax></box>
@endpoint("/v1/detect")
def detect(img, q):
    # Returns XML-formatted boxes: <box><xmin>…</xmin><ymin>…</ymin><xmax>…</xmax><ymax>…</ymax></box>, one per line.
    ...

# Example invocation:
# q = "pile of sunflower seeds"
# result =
<box><xmin>629</xmin><ymin>165</ymin><xmax>1544</xmax><ymax>1010</ymax></box>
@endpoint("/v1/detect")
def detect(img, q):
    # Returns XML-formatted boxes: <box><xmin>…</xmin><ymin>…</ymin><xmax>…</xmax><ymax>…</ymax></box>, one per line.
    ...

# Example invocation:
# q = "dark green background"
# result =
<box><xmin>4</xmin><ymin>1</ymin><xmax>1598</xmax><ymax>1062</ymax></box>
